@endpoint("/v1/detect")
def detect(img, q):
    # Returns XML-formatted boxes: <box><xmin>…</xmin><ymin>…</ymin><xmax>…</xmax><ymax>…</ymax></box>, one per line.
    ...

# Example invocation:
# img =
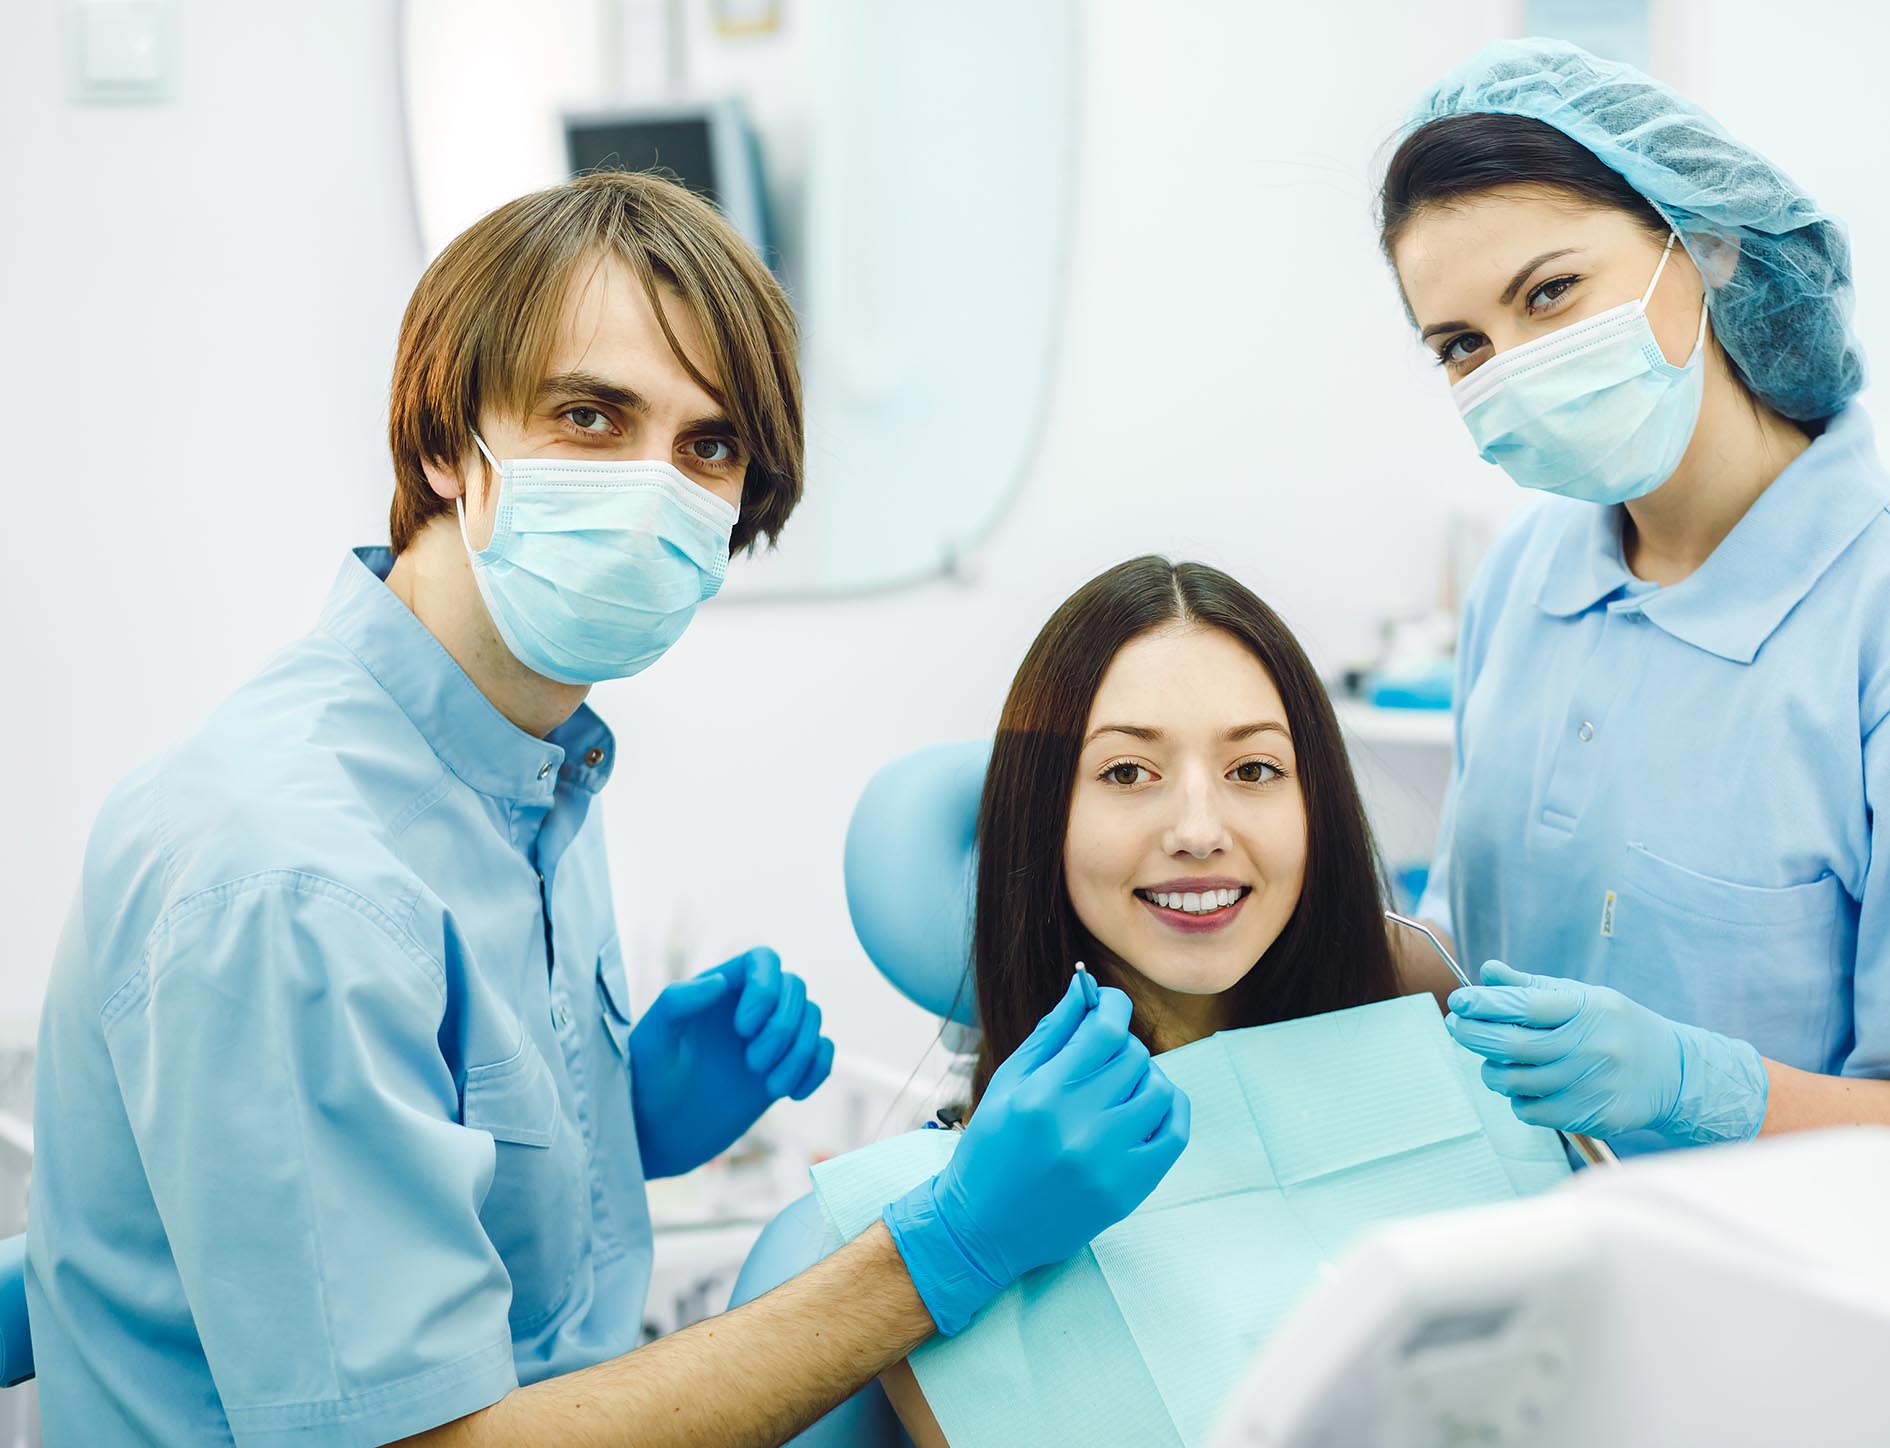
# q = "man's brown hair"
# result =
<box><xmin>387</xmin><ymin>171</ymin><xmax>802</xmax><ymax>554</ymax></box>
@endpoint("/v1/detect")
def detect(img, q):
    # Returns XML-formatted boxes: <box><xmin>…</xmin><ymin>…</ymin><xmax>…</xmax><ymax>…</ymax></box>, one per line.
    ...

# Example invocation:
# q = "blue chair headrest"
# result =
<box><xmin>844</xmin><ymin>740</ymin><xmax>989</xmax><ymax>1026</ymax></box>
<box><xmin>0</xmin><ymin>1232</ymin><xmax>31</xmax><ymax>1388</ymax></box>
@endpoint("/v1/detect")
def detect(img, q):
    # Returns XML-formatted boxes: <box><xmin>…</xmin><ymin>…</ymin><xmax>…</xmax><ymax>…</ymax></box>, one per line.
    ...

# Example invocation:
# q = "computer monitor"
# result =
<box><xmin>563</xmin><ymin>97</ymin><xmax>772</xmax><ymax>264</ymax></box>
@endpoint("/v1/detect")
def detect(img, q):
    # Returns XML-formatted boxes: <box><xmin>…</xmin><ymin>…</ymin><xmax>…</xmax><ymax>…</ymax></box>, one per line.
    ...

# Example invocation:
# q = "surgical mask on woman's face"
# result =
<box><xmin>457</xmin><ymin>432</ymin><xmax>738</xmax><ymax>686</ymax></box>
<box><xmin>1451</xmin><ymin>233</ymin><xmax>1710</xmax><ymax>506</ymax></box>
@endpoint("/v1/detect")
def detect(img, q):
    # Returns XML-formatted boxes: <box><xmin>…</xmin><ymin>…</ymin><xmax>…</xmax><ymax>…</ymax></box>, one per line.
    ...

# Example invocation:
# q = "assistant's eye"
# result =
<box><xmin>1099</xmin><ymin>761</ymin><xmax>1154</xmax><ymax>788</ymax></box>
<box><xmin>1229</xmin><ymin>759</ymin><xmax>1283</xmax><ymax>785</ymax></box>
<box><xmin>562</xmin><ymin>406</ymin><xmax>614</xmax><ymax>435</ymax></box>
<box><xmin>1527</xmin><ymin>274</ymin><xmax>1580</xmax><ymax>312</ymax></box>
<box><xmin>1435</xmin><ymin>332</ymin><xmax>1487</xmax><ymax>368</ymax></box>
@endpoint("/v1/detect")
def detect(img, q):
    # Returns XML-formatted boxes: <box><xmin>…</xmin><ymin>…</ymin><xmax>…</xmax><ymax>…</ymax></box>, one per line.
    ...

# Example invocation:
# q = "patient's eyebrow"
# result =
<box><xmin>1084</xmin><ymin>720</ymin><xmax>1293</xmax><ymax>747</ymax></box>
<box><xmin>1226</xmin><ymin>721</ymin><xmax>1290</xmax><ymax>742</ymax></box>
<box><xmin>1084</xmin><ymin>724</ymin><xmax>1163</xmax><ymax>746</ymax></box>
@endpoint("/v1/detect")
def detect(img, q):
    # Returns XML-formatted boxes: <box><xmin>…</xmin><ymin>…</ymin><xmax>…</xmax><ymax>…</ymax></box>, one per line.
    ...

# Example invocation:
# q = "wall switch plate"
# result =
<box><xmin>68</xmin><ymin>0</ymin><xmax>175</xmax><ymax>103</ymax></box>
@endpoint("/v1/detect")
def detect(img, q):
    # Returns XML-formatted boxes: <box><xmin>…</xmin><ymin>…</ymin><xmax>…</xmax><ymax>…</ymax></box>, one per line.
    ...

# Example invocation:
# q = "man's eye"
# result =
<box><xmin>565</xmin><ymin>407</ymin><xmax>611</xmax><ymax>433</ymax></box>
<box><xmin>689</xmin><ymin>437</ymin><xmax>735</xmax><ymax>463</ymax></box>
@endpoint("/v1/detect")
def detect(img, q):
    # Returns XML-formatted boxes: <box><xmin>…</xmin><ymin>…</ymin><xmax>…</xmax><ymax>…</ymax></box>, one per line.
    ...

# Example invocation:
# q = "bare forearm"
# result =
<box><xmin>1758</xmin><ymin>1059</ymin><xmax>1890</xmax><ymax>1135</ymax></box>
<box><xmin>398</xmin><ymin>1221</ymin><xmax>934</xmax><ymax>1448</ymax></box>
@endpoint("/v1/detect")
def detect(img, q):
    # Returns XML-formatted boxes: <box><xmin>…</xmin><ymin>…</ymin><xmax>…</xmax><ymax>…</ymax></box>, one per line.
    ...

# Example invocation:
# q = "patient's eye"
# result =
<box><xmin>1099</xmin><ymin>761</ymin><xmax>1153</xmax><ymax>788</ymax></box>
<box><xmin>1230</xmin><ymin>759</ymin><xmax>1282</xmax><ymax>785</ymax></box>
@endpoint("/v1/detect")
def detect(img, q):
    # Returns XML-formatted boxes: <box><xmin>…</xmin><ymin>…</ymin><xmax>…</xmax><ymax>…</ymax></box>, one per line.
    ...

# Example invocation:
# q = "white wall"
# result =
<box><xmin>8</xmin><ymin>0</ymin><xmax>1890</xmax><ymax>1078</ymax></box>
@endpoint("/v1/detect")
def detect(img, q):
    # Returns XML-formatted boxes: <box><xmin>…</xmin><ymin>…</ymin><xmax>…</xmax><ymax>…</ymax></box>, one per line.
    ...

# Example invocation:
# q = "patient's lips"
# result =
<box><xmin>1134</xmin><ymin>877</ymin><xmax>1251</xmax><ymax>935</ymax></box>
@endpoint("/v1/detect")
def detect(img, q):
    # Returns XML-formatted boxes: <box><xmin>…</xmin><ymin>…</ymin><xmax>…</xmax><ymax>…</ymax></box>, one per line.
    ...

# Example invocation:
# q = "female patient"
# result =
<box><xmin>972</xmin><ymin>554</ymin><xmax>1397</xmax><ymax>1084</ymax></box>
<box><xmin>881</xmin><ymin>555</ymin><xmax>1403</xmax><ymax>1444</ymax></box>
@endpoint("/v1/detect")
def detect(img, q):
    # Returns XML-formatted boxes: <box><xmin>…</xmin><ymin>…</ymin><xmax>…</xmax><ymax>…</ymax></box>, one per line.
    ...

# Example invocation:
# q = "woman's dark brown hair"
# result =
<box><xmin>969</xmin><ymin>557</ymin><xmax>1400</xmax><ymax>1099</ymax></box>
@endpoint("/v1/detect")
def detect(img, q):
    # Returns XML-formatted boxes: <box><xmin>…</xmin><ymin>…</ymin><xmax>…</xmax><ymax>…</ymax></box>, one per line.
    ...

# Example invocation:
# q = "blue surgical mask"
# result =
<box><xmin>1452</xmin><ymin>233</ymin><xmax>1710</xmax><ymax>506</ymax></box>
<box><xmin>457</xmin><ymin>433</ymin><xmax>738</xmax><ymax>686</ymax></box>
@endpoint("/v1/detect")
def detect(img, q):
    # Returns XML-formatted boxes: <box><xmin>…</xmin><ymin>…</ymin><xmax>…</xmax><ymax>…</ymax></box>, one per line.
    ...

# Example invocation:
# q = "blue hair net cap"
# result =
<box><xmin>1407</xmin><ymin>37</ymin><xmax>1865</xmax><ymax>421</ymax></box>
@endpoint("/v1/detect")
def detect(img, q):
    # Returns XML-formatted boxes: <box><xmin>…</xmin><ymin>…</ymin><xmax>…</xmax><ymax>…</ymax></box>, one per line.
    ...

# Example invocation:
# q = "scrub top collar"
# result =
<box><xmin>320</xmin><ymin>547</ymin><xmax>617</xmax><ymax>804</ymax></box>
<box><xmin>1534</xmin><ymin>406</ymin><xmax>1890</xmax><ymax>664</ymax></box>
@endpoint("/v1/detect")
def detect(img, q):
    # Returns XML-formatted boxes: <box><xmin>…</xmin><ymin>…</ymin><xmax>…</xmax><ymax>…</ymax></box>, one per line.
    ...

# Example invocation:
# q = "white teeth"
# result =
<box><xmin>1143</xmin><ymin>888</ymin><xmax>1244</xmax><ymax>915</ymax></box>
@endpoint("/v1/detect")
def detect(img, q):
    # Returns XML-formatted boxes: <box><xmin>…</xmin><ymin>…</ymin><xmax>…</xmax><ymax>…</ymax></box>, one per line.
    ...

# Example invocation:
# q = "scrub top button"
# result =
<box><xmin>585</xmin><ymin>747</ymin><xmax>605</xmax><ymax>767</ymax></box>
<box><xmin>1578</xmin><ymin>722</ymin><xmax>1595</xmax><ymax>742</ymax></box>
<box><xmin>555</xmin><ymin>1003</ymin><xmax>569</xmax><ymax>1029</ymax></box>
<box><xmin>537</xmin><ymin>761</ymin><xmax>553</xmax><ymax>780</ymax></box>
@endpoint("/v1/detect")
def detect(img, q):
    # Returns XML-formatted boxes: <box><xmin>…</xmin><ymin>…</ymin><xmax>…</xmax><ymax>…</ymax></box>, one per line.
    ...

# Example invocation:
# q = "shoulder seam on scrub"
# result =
<box><xmin>133</xmin><ymin>867</ymin><xmax>449</xmax><ymax>1005</ymax></box>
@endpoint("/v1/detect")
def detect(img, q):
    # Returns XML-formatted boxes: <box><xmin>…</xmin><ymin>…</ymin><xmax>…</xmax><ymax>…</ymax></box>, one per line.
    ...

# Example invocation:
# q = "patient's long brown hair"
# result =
<box><xmin>970</xmin><ymin>558</ymin><xmax>1400</xmax><ymax>1100</ymax></box>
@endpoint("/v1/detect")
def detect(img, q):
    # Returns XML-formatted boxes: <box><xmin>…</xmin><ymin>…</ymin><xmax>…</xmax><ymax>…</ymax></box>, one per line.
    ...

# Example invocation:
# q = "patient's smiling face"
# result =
<box><xmin>1063</xmin><ymin>624</ymin><xmax>1309</xmax><ymax>1044</ymax></box>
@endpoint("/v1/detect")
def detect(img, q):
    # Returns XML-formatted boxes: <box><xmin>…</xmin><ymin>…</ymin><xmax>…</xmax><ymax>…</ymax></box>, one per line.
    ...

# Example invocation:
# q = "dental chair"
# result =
<box><xmin>0</xmin><ymin>740</ymin><xmax>993</xmax><ymax>1426</ymax></box>
<box><xmin>0</xmin><ymin>1233</ymin><xmax>27</xmax><ymax>1390</ymax></box>
<box><xmin>728</xmin><ymin>739</ymin><xmax>989</xmax><ymax>1448</ymax></box>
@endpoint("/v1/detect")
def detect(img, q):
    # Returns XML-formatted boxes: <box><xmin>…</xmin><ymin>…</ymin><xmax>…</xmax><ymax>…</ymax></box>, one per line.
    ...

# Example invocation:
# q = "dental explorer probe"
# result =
<box><xmin>1384</xmin><ymin>911</ymin><xmax>1618</xmax><ymax>1169</ymax></box>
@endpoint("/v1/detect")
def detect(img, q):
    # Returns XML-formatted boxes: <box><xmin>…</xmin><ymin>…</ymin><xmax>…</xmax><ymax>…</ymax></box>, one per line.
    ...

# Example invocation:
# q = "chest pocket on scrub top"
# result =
<box><xmin>1615</xmin><ymin>843</ymin><xmax>1847</xmax><ymax>1066</ymax></box>
<box><xmin>596</xmin><ymin>936</ymin><xmax>634</xmax><ymax>1062</ymax></box>
<box><xmin>461</xmin><ymin>1036</ymin><xmax>585</xmax><ymax>1331</ymax></box>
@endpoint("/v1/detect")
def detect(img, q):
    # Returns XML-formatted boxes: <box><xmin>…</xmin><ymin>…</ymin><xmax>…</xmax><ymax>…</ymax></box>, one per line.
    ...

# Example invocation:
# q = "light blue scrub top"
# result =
<box><xmin>27</xmin><ymin>549</ymin><xmax>655</xmax><ymax>1446</ymax></box>
<box><xmin>1420</xmin><ymin>406</ymin><xmax>1890</xmax><ymax>1153</ymax></box>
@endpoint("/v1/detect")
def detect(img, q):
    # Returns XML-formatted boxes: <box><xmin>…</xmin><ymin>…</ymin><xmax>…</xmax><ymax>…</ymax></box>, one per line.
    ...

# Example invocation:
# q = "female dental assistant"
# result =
<box><xmin>1382</xmin><ymin>39</ymin><xmax>1890</xmax><ymax>1156</ymax></box>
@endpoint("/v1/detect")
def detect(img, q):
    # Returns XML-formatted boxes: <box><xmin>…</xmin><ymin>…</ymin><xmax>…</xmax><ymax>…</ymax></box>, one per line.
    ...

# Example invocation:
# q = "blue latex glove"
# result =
<box><xmin>631</xmin><ymin>947</ymin><xmax>834</xmax><ymax>1180</ymax></box>
<box><xmin>1446</xmin><ymin>960</ymin><xmax>1769</xmax><ymax>1147</ymax></box>
<box><xmin>885</xmin><ymin>973</ymin><xmax>1192</xmax><ymax>1335</ymax></box>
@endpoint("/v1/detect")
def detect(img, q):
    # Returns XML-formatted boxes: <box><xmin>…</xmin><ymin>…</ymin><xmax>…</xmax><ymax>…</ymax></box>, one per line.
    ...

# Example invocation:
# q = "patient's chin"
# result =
<box><xmin>1120</xmin><ymin>942</ymin><xmax>1265</xmax><ymax>999</ymax></box>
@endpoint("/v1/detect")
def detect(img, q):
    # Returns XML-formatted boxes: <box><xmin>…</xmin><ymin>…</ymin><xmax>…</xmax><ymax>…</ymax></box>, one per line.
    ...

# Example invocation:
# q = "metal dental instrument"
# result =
<box><xmin>1384</xmin><ymin>911</ymin><xmax>1472</xmax><ymax>988</ymax></box>
<box><xmin>1384</xmin><ymin>911</ymin><xmax>1618</xmax><ymax>1169</ymax></box>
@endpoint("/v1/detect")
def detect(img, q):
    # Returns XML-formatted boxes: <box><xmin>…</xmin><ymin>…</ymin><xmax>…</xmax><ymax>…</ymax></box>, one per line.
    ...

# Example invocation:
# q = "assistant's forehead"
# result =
<box><xmin>543</xmin><ymin>254</ymin><xmax>724</xmax><ymax>406</ymax></box>
<box><xmin>1393</xmin><ymin>188</ymin><xmax>1638</xmax><ymax>321</ymax></box>
<box><xmin>1089</xmin><ymin>626</ymin><xmax>1287</xmax><ymax>733</ymax></box>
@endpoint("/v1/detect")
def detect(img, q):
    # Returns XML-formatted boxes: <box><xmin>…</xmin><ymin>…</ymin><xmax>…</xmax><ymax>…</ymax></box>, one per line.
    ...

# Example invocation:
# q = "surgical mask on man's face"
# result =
<box><xmin>457</xmin><ymin>432</ymin><xmax>738</xmax><ymax>686</ymax></box>
<box><xmin>1451</xmin><ymin>233</ymin><xmax>1711</xmax><ymax>506</ymax></box>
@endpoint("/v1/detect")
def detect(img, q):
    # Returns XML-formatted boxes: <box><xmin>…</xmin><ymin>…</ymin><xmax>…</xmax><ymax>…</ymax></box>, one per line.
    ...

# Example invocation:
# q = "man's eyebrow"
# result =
<box><xmin>537</xmin><ymin>375</ymin><xmax>738</xmax><ymax>439</ymax></box>
<box><xmin>1418</xmin><ymin>248</ymin><xmax>1585</xmax><ymax>342</ymax></box>
<box><xmin>536</xmin><ymin>371</ymin><xmax>649</xmax><ymax>413</ymax></box>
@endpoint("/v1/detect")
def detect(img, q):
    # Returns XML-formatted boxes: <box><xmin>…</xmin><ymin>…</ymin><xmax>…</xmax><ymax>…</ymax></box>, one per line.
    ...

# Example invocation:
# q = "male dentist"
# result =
<box><xmin>26</xmin><ymin>171</ymin><xmax>1188</xmax><ymax>1446</ymax></box>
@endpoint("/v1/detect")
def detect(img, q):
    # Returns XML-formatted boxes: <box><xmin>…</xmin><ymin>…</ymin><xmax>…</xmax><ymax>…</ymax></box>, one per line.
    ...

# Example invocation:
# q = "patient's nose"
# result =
<box><xmin>1162</xmin><ymin>771</ymin><xmax>1231</xmax><ymax>859</ymax></box>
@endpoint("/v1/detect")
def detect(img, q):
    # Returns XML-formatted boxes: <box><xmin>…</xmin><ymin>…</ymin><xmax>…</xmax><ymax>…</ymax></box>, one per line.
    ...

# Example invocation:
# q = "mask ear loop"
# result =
<box><xmin>1643</xmin><ymin>233</ymin><xmax>1712</xmax><ymax>363</ymax></box>
<box><xmin>457</xmin><ymin>431</ymin><xmax>505</xmax><ymax>557</ymax></box>
<box><xmin>1640</xmin><ymin>232</ymin><xmax>1680</xmax><ymax>307</ymax></box>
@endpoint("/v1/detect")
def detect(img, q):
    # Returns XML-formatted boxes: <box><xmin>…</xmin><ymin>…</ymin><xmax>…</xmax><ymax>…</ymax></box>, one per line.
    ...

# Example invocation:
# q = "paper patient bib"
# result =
<box><xmin>809</xmin><ymin>993</ymin><xmax>1573</xmax><ymax>1447</ymax></box>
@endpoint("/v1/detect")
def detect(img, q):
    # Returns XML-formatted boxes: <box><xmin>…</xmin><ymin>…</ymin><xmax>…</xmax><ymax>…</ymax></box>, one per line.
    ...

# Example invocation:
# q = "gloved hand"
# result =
<box><xmin>1446</xmin><ymin>960</ymin><xmax>1769</xmax><ymax>1147</ymax></box>
<box><xmin>631</xmin><ymin>947</ymin><xmax>834</xmax><ymax>1179</ymax></box>
<box><xmin>885</xmin><ymin>973</ymin><xmax>1191</xmax><ymax>1335</ymax></box>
